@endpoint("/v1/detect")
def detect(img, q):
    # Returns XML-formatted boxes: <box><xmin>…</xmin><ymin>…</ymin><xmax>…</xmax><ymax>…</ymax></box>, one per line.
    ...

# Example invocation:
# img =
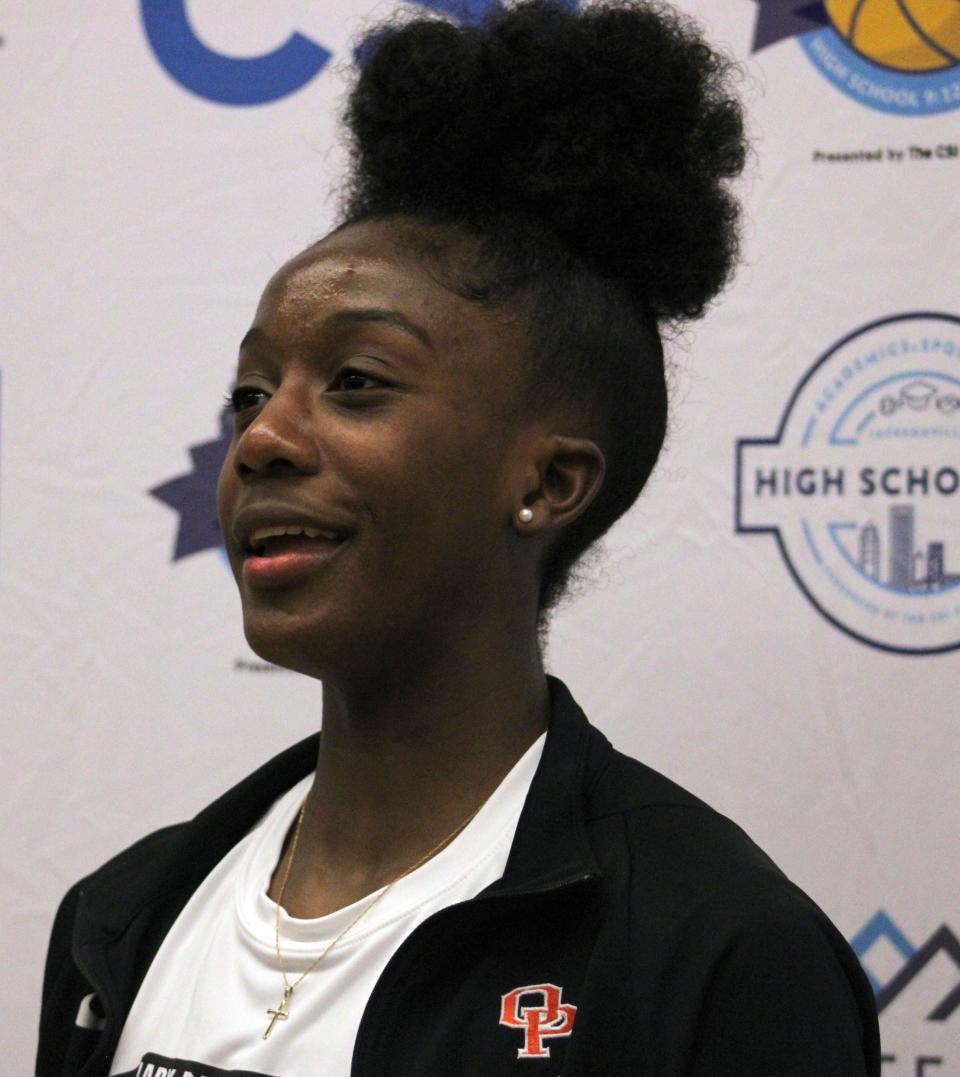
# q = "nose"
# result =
<box><xmin>231</xmin><ymin>384</ymin><xmax>321</xmax><ymax>478</ymax></box>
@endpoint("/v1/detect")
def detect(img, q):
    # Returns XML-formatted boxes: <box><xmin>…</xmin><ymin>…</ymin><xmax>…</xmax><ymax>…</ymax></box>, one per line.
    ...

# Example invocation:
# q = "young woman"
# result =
<box><xmin>38</xmin><ymin>2</ymin><xmax>881</xmax><ymax>1074</ymax></box>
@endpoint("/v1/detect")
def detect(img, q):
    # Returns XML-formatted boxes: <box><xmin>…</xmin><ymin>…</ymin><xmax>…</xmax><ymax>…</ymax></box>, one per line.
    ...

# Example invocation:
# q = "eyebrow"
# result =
<box><xmin>239</xmin><ymin>308</ymin><xmax>433</xmax><ymax>354</ymax></box>
<box><xmin>325</xmin><ymin>308</ymin><xmax>433</xmax><ymax>350</ymax></box>
<box><xmin>238</xmin><ymin>326</ymin><xmax>270</xmax><ymax>353</ymax></box>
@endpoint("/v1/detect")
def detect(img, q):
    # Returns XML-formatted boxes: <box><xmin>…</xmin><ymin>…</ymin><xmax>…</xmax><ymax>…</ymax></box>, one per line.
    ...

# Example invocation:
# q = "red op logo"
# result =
<box><xmin>500</xmin><ymin>983</ymin><xmax>577</xmax><ymax>1059</ymax></box>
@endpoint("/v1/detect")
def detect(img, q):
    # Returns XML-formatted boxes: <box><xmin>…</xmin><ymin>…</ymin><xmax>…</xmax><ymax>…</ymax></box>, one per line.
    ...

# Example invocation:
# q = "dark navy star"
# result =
<box><xmin>150</xmin><ymin>409</ymin><xmax>231</xmax><ymax>560</ymax></box>
<box><xmin>752</xmin><ymin>0</ymin><xmax>829</xmax><ymax>53</ymax></box>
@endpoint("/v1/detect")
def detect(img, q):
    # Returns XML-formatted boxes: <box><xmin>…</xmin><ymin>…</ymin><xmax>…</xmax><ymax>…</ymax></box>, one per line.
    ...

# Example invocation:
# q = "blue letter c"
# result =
<box><xmin>141</xmin><ymin>0</ymin><xmax>331</xmax><ymax>106</ymax></box>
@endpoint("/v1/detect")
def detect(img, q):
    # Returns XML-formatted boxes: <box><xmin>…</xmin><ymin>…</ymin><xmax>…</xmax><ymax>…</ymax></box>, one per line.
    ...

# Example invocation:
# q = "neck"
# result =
<box><xmin>270</xmin><ymin>624</ymin><xmax>549</xmax><ymax>917</ymax></box>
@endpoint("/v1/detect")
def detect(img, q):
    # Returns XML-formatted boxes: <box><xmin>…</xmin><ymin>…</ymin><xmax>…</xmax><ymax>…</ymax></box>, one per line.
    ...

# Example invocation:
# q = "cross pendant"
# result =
<box><xmin>264</xmin><ymin>987</ymin><xmax>293</xmax><ymax>1040</ymax></box>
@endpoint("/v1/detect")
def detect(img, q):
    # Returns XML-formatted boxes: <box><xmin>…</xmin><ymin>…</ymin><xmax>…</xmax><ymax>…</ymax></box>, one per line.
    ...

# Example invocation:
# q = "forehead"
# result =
<box><xmin>254</xmin><ymin>218</ymin><xmax>526</xmax><ymax>367</ymax></box>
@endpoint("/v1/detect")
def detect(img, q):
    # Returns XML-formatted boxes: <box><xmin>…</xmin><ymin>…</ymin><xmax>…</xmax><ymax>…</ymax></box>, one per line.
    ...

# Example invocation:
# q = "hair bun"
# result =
<box><xmin>345</xmin><ymin>0</ymin><xmax>747</xmax><ymax>322</ymax></box>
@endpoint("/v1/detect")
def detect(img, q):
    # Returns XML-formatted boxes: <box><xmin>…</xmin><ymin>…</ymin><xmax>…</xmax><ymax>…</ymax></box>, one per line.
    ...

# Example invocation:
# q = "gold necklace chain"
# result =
<box><xmin>263</xmin><ymin>796</ymin><xmax>484</xmax><ymax>1039</ymax></box>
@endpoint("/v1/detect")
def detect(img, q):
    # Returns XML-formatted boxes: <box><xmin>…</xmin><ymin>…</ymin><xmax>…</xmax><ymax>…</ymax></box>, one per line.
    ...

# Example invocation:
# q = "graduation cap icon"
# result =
<box><xmin>899</xmin><ymin>380</ymin><xmax>937</xmax><ymax>411</ymax></box>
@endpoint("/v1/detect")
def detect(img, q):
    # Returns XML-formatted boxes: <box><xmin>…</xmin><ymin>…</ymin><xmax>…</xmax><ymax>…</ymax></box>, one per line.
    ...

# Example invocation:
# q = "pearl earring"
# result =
<box><xmin>517</xmin><ymin>507</ymin><xmax>534</xmax><ymax>523</ymax></box>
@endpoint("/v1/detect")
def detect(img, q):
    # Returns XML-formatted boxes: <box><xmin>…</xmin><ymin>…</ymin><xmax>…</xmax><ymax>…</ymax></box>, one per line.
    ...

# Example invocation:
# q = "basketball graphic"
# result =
<box><xmin>824</xmin><ymin>0</ymin><xmax>960</xmax><ymax>72</ymax></box>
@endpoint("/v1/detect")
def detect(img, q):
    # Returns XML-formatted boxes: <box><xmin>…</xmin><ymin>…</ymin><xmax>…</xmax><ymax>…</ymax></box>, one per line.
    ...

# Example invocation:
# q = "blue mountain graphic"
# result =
<box><xmin>877</xmin><ymin>925</ymin><xmax>960</xmax><ymax>1021</ymax></box>
<box><xmin>850</xmin><ymin>909</ymin><xmax>916</xmax><ymax>993</ymax></box>
<box><xmin>851</xmin><ymin>911</ymin><xmax>959</xmax><ymax>1021</ymax></box>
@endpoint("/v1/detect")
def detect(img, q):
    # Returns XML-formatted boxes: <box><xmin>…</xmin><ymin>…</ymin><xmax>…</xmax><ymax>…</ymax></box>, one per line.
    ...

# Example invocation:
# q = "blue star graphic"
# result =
<box><xmin>150</xmin><ymin>409</ymin><xmax>231</xmax><ymax>560</ymax></box>
<box><xmin>752</xmin><ymin>0</ymin><xmax>829</xmax><ymax>53</ymax></box>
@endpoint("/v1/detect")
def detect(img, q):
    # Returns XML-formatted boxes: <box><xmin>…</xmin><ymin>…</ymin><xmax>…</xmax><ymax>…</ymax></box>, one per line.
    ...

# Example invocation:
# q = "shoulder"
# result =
<box><xmin>586</xmin><ymin>743</ymin><xmax>789</xmax><ymax>896</ymax></box>
<box><xmin>582</xmin><ymin>740</ymin><xmax>846</xmax><ymax>949</ymax></box>
<box><xmin>579</xmin><ymin>740</ymin><xmax>880</xmax><ymax>1074</ymax></box>
<box><xmin>39</xmin><ymin>737</ymin><xmax>318</xmax><ymax>1074</ymax></box>
<box><xmin>45</xmin><ymin>731</ymin><xmax>319</xmax><ymax>957</ymax></box>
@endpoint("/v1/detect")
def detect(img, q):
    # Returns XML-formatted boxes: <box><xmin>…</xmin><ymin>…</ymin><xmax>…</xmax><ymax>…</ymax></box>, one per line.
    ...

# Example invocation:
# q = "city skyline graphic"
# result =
<box><xmin>857</xmin><ymin>505</ymin><xmax>960</xmax><ymax>594</ymax></box>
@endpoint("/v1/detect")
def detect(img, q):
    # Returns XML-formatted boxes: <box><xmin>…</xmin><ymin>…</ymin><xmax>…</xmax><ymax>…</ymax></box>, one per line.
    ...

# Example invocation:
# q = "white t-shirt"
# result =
<box><xmin>109</xmin><ymin>733</ymin><xmax>546</xmax><ymax>1077</ymax></box>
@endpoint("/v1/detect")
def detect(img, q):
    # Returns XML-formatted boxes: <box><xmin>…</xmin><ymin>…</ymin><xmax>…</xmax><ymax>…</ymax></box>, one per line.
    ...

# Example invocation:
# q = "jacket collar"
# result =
<box><xmin>75</xmin><ymin>734</ymin><xmax>319</xmax><ymax>946</ymax></box>
<box><xmin>493</xmin><ymin>675</ymin><xmax>602</xmax><ymax>893</ymax></box>
<box><xmin>75</xmin><ymin>674</ymin><xmax>605</xmax><ymax>949</ymax></box>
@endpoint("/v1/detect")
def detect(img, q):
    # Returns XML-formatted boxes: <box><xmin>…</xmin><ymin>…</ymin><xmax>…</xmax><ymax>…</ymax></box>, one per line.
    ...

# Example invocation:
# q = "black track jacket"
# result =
<box><xmin>38</xmin><ymin>677</ymin><xmax>881</xmax><ymax>1076</ymax></box>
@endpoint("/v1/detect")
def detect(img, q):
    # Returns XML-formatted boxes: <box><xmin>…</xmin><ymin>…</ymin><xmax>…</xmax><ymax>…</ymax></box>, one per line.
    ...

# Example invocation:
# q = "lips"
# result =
<box><xmin>245</xmin><ymin>524</ymin><xmax>344</xmax><ymax>557</ymax></box>
<box><xmin>242</xmin><ymin>532</ymin><xmax>348</xmax><ymax>589</ymax></box>
<box><xmin>230</xmin><ymin>506</ymin><xmax>353</xmax><ymax>589</ymax></box>
<box><xmin>251</xmin><ymin>531</ymin><xmax>341</xmax><ymax>557</ymax></box>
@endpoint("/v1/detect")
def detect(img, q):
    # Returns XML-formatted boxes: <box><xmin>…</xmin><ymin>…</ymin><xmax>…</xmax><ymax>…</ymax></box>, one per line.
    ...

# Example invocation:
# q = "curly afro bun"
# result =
<box><xmin>345</xmin><ymin>0</ymin><xmax>745</xmax><ymax>322</ymax></box>
<box><xmin>339</xmin><ymin>0</ymin><xmax>747</xmax><ymax>623</ymax></box>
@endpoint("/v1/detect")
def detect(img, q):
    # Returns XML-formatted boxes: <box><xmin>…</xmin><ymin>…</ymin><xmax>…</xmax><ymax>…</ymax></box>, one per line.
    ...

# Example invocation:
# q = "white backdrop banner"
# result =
<box><xmin>2</xmin><ymin>2</ymin><xmax>958</xmax><ymax>1074</ymax></box>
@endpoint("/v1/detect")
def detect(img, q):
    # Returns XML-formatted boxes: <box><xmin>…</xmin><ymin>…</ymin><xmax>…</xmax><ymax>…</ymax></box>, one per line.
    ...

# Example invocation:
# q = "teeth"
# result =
<box><xmin>248</xmin><ymin>524</ymin><xmax>341</xmax><ymax>546</ymax></box>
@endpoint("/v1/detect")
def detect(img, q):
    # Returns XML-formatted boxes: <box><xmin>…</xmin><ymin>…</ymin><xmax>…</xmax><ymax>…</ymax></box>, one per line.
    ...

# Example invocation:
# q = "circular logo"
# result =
<box><xmin>737</xmin><ymin>313</ymin><xmax>960</xmax><ymax>655</ymax></box>
<box><xmin>801</xmin><ymin>3</ymin><xmax>960</xmax><ymax>116</ymax></box>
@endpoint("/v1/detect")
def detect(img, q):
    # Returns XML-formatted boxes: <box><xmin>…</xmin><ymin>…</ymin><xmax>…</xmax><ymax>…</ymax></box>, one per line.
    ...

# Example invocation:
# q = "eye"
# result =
<box><xmin>329</xmin><ymin>367</ymin><xmax>387</xmax><ymax>392</ymax></box>
<box><xmin>224</xmin><ymin>385</ymin><xmax>269</xmax><ymax>413</ymax></box>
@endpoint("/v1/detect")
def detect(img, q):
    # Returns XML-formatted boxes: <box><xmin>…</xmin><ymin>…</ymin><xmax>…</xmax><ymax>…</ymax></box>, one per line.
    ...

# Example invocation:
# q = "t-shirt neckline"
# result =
<box><xmin>235</xmin><ymin>732</ymin><xmax>547</xmax><ymax>957</ymax></box>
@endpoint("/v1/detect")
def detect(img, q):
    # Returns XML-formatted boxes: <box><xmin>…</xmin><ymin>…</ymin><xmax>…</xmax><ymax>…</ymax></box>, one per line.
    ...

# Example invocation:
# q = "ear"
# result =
<box><xmin>515</xmin><ymin>434</ymin><xmax>606</xmax><ymax>534</ymax></box>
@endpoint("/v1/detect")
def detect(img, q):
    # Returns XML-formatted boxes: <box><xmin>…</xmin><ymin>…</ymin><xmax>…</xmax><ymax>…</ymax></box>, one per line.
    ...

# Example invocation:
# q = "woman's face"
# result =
<box><xmin>217</xmin><ymin>218</ymin><xmax>538</xmax><ymax>680</ymax></box>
